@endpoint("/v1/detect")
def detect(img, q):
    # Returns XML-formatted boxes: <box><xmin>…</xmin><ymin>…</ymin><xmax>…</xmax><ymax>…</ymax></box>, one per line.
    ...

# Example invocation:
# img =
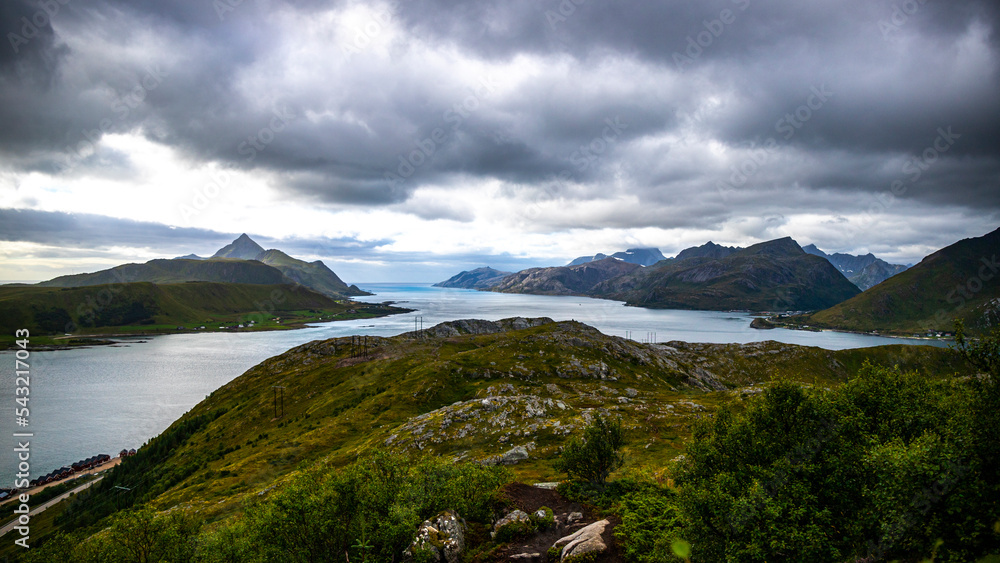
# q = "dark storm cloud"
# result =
<box><xmin>0</xmin><ymin>207</ymin><xmax>389</xmax><ymax>258</ymax></box>
<box><xmin>0</xmin><ymin>208</ymin><xmax>236</xmax><ymax>249</ymax></box>
<box><xmin>1</xmin><ymin>0</ymin><xmax>998</xmax><ymax>219</ymax></box>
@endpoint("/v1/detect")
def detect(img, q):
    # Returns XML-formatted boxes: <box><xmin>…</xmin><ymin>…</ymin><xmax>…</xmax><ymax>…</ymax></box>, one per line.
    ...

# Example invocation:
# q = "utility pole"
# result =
<box><xmin>272</xmin><ymin>386</ymin><xmax>285</xmax><ymax>418</ymax></box>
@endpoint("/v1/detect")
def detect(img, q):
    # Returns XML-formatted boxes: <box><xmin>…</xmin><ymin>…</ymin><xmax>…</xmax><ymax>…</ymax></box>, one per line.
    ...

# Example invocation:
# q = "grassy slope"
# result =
<box><xmin>36</xmin><ymin>258</ymin><xmax>291</xmax><ymax>287</ymax></box>
<box><xmin>0</xmin><ymin>282</ymin><xmax>401</xmax><ymax>343</ymax></box>
<box><xmin>72</xmin><ymin>318</ymin><xmax>969</xmax><ymax>526</ymax></box>
<box><xmin>798</xmin><ymin>227</ymin><xmax>1000</xmax><ymax>335</ymax></box>
<box><xmin>255</xmin><ymin>249</ymin><xmax>366</xmax><ymax>298</ymax></box>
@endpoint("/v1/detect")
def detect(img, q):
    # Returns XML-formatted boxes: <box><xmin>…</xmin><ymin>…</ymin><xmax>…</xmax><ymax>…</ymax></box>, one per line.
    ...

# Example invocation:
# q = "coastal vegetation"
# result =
<box><xmin>7</xmin><ymin>317</ymin><xmax>997</xmax><ymax>562</ymax></box>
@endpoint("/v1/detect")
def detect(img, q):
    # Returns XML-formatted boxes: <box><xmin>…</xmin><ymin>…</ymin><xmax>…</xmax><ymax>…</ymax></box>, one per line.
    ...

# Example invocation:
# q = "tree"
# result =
<box><xmin>556</xmin><ymin>414</ymin><xmax>626</xmax><ymax>486</ymax></box>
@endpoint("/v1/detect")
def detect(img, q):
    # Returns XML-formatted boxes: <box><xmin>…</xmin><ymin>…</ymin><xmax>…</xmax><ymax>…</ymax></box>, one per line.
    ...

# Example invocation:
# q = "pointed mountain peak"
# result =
<box><xmin>212</xmin><ymin>233</ymin><xmax>266</xmax><ymax>260</ymax></box>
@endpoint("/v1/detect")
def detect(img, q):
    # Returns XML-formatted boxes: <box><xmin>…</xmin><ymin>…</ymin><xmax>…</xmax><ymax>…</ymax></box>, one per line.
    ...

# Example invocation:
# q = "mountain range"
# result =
<box><xmin>38</xmin><ymin>234</ymin><xmax>368</xmax><ymax>299</ymax></box>
<box><xmin>438</xmin><ymin>237</ymin><xmax>861</xmax><ymax>312</ymax></box>
<box><xmin>567</xmin><ymin>247</ymin><xmax>667</xmax><ymax>267</ymax></box>
<box><xmin>592</xmin><ymin>237</ymin><xmax>860</xmax><ymax>311</ymax></box>
<box><xmin>802</xmin><ymin>244</ymin><xmax>908</xmax><ymax>290</ymax></box>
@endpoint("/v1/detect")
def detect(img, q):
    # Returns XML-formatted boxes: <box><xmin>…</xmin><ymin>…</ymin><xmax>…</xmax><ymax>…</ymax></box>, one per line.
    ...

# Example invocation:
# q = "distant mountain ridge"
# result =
<box><xmin>674</xmin><ymin>241</ymin><xmax>740</xmax><ymax>261</ymax></box>
<box><xmin>435</xmin><ymin>237</ymin><xmax>862</xmax><ymax>312</ymax></box>
<box><xmin>802</xmin><ymin>244</ymin><xmax>908</xmax><ymax>290</ymax></box>
<box><xmin>568</xmin><ymin>248</ymin><xmax>667</xmax><ymax>267</ymax></box>
<box><xmin>492</xmin><ymin>257</ymin><xmax>642</xmax><ymax>295</ymax></box>
<box><xmin>797</xmin><ymin>227</ymin><xmax>1000</xmax><ymax>335</ymax></box>
<box><xmin>37</xmin><ymin>234</ymin><xmax>368</xmax><ymax>299</ymax></box>
<box><xmin>38</xmin><ymin>258</ymin><xmax>290</xmax><ymax>288</ymax></box>
<box><xmin>592</xmin><ymin>237</ymin><xmax>861</xmax><ymax>311</ymax></box>
<box><xmin>433</xmin><ymin>267</ymin><xmax>514</xmax><ymax>289</ymax></box>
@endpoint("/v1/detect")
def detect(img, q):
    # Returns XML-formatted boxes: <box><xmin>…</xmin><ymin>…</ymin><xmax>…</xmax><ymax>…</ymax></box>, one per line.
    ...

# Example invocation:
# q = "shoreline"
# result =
<box><xmin>761</xmin><ymin>318</ymin><xmax>954</xmax><ymax>344</ymax></box>
<box><xmin>1</xmin><ymin>303</ymin><xmax>415</xmax><ymax>351</ymax></box>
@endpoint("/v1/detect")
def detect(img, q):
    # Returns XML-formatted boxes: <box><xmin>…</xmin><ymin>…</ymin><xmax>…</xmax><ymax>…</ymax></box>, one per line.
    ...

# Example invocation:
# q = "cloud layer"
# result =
<box><xmin>0</xmin><ymin>0</ymin><xmax>997</xmax><ymax>278</ymax></box>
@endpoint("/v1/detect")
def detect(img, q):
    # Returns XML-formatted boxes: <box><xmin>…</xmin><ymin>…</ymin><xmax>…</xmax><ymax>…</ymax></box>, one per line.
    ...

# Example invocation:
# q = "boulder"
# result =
<box><xmin>552</xmin><ymin>519</ymin><xmax>609</xmax><ymax>561</ymax></box>
<box><xmin>403</xmin><ymin>510</ymin><xmax>466</xmax><ymax>563</ymax></box>
<box><xmin>500</xmin><ymin>445</ymin><xmax>529</xmax><ymax>464</ymax></box>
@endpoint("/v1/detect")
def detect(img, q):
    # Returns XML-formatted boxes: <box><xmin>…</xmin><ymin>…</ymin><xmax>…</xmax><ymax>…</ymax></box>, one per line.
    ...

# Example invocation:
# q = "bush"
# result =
<box><xmin>674</xmin><ymin>356</ymin><xmax>1000</xmax><ymax>562</ymax></box>
<box><xmin>531</xmin><ymin>506</ymin><xmax>555</xmax><ymax>531</ymax></box>
<box><xmin>556</xmin><ymin>414</ymin><xmax>626</xmax><ymax>486</ymax></box>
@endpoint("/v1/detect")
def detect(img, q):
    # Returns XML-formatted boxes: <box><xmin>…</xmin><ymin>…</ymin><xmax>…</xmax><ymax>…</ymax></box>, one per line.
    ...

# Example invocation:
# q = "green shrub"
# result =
<box><xmin>555</xmin><ymin>414</ymin><xmax>626</xmax><ymax>486</ymax></box>
<box><xmin>531</xmin><ymin>506</ymin><xmax>555</xmax><ymax>531</ymax></box>
<box><xmin>613</xmin><ymin>481</ymin><xmax>683</xmax><ymax>563</ymax></box>
<box><xmin>493</xmin><ymin>515</ymin><xmax>535</xmax><ymax>543</ymax></box>
<box><xmin>674</xmin><ymin>353</ymin><xmax>1000</xmax><ymax>562</ymax></box>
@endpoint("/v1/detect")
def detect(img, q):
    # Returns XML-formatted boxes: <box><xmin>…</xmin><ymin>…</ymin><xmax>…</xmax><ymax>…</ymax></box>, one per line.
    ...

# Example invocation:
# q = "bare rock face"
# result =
<box><xmin>403</xmin><ymin>510</ymin><xmax>466</xmax><ymax>563</ymax></box>
<box><xmin>552</xmin><ymin>519</ymin><xmax>609</xmax><ymax>561</ymax></box>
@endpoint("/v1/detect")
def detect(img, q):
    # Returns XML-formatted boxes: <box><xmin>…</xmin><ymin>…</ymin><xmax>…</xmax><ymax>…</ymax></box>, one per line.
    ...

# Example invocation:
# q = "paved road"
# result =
<box><xmin>0</xmin><ymin>477</ymin><xmax>103</xmax><ymax>538</ymax></box>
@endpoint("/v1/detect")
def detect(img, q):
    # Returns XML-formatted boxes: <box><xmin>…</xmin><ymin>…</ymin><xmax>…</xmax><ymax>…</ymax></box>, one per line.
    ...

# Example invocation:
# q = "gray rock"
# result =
<box><xmin>566</xmin><ymin>512</ymin><xmax>584</xmax><ymax>524</ymax></box>
<box><xmin>509</xmin><ymin>553</ymin><xmax>541</xmax><ymax>561</ymax></box>
<box><xmin>403</xmin><ymin>510</ymin><xmax>466</xmax><ymax>563</ymax></box>
<box><xmin>492</xmin><ymin>509</ymin><xmax>532</xmax><ymax>539</ymax></box>
<box><xmin>553</xmin><ymin>519</ymin><xmax>610</xmax><ymax>561</ymax></box>
<box><xmin>532</xmin><ymin>482</ymin><xmax>560</xmax><ymax>490</ymax></box>
<box><xmin>499</xmin><ymin>445</ymin><xmax>529</xmax><ymax>465</ymax></box>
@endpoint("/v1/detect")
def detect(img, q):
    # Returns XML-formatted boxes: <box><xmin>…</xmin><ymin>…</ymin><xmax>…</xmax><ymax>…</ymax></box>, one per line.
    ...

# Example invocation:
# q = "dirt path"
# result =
<box><xmin>491</xmin><ymin>482</ymin><xmax>624</xmax><ymax>563</ymax></box>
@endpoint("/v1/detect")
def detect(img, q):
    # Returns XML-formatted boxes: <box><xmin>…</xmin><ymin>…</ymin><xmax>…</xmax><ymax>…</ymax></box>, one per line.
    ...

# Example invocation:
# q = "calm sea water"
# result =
<box><xmin>0</xmin><ymin>283</ymin><xmax>946</xmax><ymax>479</ymax></box>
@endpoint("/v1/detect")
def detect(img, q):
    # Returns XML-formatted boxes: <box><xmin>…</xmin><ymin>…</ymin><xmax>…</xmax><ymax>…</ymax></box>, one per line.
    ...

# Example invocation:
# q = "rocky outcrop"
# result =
<box><xmin>750</xmin><ymin>317</ymin><xmax>776</xmax><ymax>329</ymax></box>
<box><xmin>552</xmin><ymin>519</ymin><xmax>610</xmax><ymax>561</ymax></box>
<box><xmin>414</xmin><ymin>317</ymin><xmax>554</xmax><ymax>338</ymax></box>
<box><xmin>404</xmin><ymin>510</ymin><xmax>466</xmax><ymax>563</ymax></box>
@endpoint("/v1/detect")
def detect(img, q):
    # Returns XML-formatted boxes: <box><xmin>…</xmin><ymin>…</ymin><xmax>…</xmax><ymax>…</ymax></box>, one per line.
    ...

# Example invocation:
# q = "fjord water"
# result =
<box><xmin>1</xmin><ymin>284</ymin><xmax>945</xmax><ymax>479</ymax></box>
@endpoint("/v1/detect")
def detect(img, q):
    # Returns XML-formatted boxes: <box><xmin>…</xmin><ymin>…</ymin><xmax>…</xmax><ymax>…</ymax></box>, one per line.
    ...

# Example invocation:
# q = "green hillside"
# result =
<box><xmin>796</xmin><ymin>227</ymin><xmax>1000</xmax><ymax>335</ymax></box>
<box><xmin>0</xmin><ymin>282</ymin><xmax>403</xmax><ymax>345</ymax></box>
<box><xmin>256</xmin><ymin>249</ymin><xmax>370</xmax><ymax>298</ymax></box>
<box><xmin>9</xmin><ymin>317</ymin><xmax>993</xmax><ymax>562</ymax></box>
<box><xmin>36</xmin><ymin>258</ymin><xmax>290</xmax><ymax>288</ymax></box>
<box><xmin>47</xmin><ymin>319</ymin><xmax>966</xmax><ymax>520</ymax></box>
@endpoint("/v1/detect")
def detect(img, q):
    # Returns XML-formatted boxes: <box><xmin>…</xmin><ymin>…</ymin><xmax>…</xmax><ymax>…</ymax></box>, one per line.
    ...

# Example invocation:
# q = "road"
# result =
<box><xmin>0</xmin><ymin>476</ymin><xmax>103</xmax><ymax>538</ymax></box>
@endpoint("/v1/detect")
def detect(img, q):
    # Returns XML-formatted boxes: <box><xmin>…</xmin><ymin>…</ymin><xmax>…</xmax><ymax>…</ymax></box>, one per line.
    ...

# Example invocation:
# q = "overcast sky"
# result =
<box><xmin>1</xmin><ymin>0</ymin><xmax>997</xmax><ymax>283</ymax></box>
